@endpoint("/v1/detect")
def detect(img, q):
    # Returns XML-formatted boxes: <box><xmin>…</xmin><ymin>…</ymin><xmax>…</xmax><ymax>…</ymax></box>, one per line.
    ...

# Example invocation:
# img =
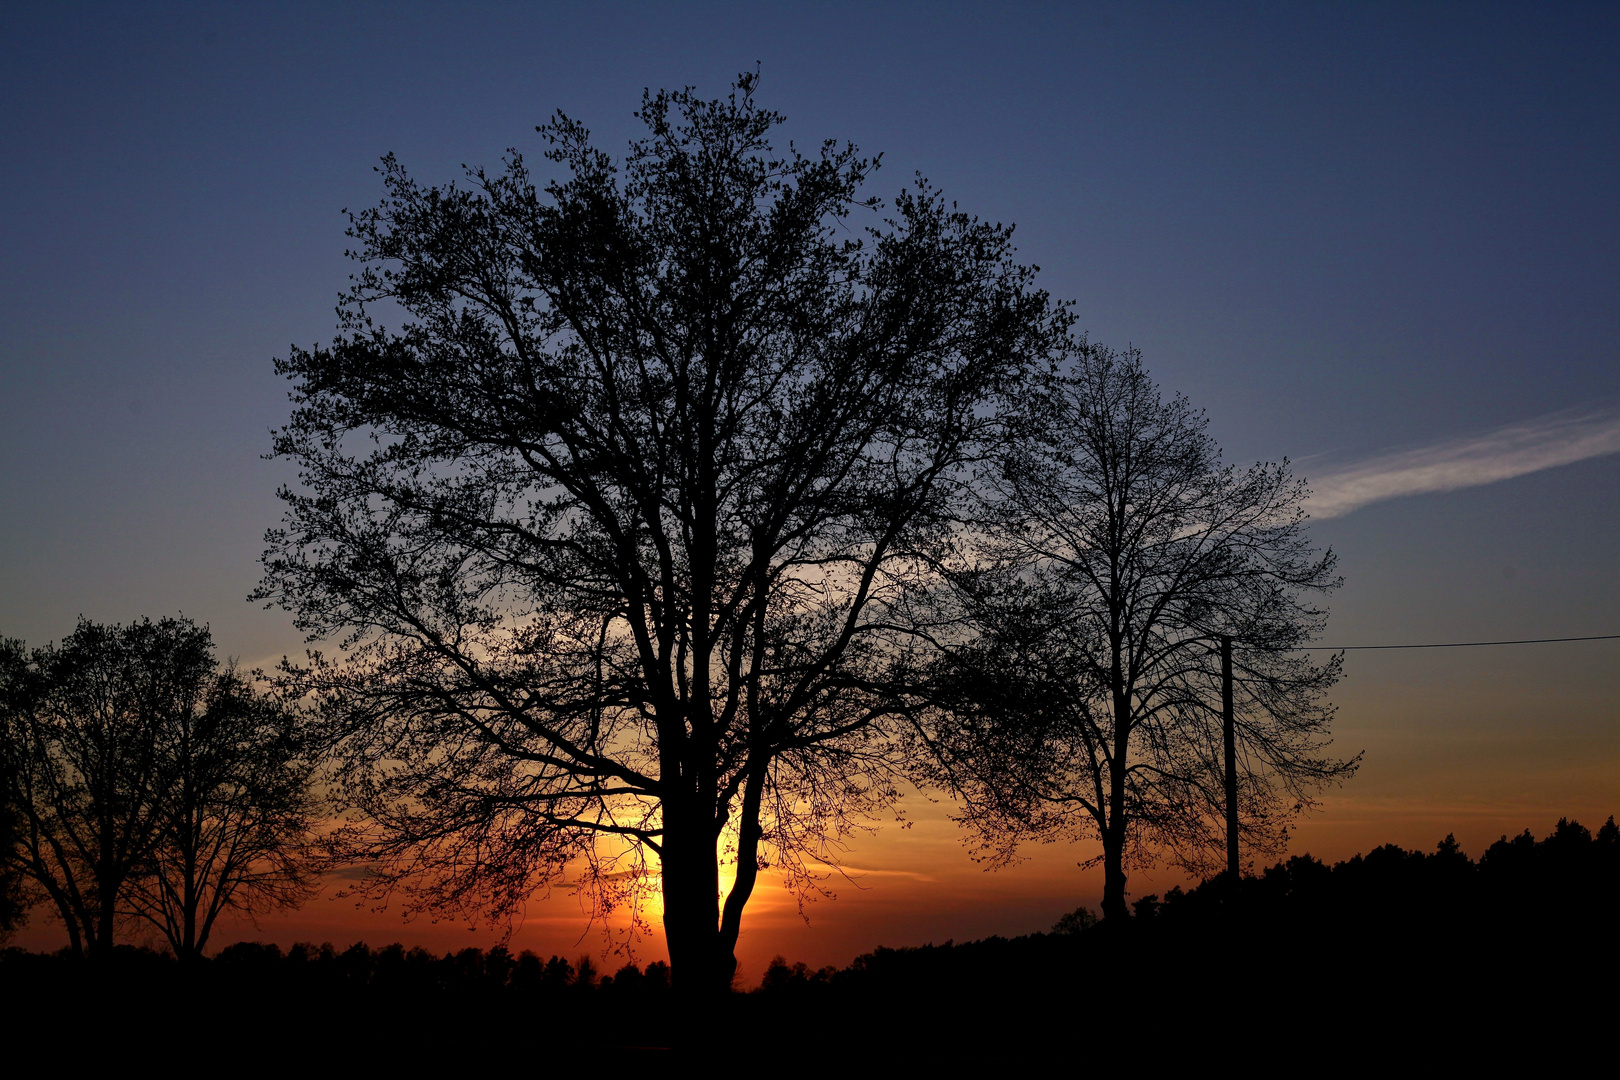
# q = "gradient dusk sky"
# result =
<box><xmin>3</xmin><ymin>2</ymin><xmax>1617</xmax><ymax>976</ymax></box>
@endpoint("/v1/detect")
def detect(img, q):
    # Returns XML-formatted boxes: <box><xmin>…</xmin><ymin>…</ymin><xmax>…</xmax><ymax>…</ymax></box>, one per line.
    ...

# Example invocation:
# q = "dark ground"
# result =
<box><xmin>6</xmin><ymin>818</ymin><xmax>1615</xmax><ymax>1066</ymax></box>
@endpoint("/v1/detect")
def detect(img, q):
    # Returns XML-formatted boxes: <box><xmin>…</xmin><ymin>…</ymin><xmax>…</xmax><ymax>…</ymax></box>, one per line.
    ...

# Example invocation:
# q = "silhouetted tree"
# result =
<box><xmin>542</xmin><ymin>954</ymin><xmax>574</xmax><ymax>991</ymax></box>
<box><xmin>1050</xmin><ymin>905</ymin><xmax>1098</xmax><ymax>935</ymax></box>
<box><xmin>0</xmin><ymin>619</ymin><xmax>318</xmax><ymax>959</ymax></box>
<box><xmin>257</xmin><ymin>72</ymin><xmax>1062</xmax><ymax>993</ymax></box>
<box><xmin>915</xmin><ymin>346</ymin><xmax>1357</xmax><ymax>920</ymax></box>
<box><xmin>125</xmin><ymin>665</ymin><xmax>318</xmax><ymax>962</ymax></box>
<box><xmin>0</xmin><ymin>618</ymin><xmax>210</xmax><ymax>957</ymax></box>
<box><xmin>758</xmin><ymin>954</ymin><xmax>835</xmax><ymax>994</ymax></box>
<box><xmin>0</xmin><ymin>643</ymin><xmax>35</xmax><ymax>940</ymax></box>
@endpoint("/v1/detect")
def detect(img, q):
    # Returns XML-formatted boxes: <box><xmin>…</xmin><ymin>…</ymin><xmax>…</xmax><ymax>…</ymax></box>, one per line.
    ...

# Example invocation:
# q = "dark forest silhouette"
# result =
<box><xmin>4</xmin><ymin>816</ymin><xmax>1615</xmax><ymax>1058</ymax></box>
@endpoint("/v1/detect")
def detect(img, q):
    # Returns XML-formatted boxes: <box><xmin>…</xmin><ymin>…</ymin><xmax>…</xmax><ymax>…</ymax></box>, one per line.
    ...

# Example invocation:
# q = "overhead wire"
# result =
<box><xmin>1300</xmin><ymin>633</ymin><xmax>1620</xmax><ymax>651</ymax></box>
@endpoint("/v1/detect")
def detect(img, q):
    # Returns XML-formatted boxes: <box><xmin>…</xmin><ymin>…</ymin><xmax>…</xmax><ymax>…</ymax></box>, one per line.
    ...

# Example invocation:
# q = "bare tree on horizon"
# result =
<box><xmin>910</xmin><ymin>345</ymin><xmax>1358</xmax><ymax>921</ymax></box>
<box><xmin>0</xmin><ymin>619</ymin><xmax>318</xmax><ymax>959</ymax></box>
<box><xmin>126</xmin><ymin>664</ymin><xmax>318</xmax><ymax>963</ymax></box>
<box><xmin>0</xmin><ymin>619</ymin><xmax>206</xmax><ymax>957</ymax></box>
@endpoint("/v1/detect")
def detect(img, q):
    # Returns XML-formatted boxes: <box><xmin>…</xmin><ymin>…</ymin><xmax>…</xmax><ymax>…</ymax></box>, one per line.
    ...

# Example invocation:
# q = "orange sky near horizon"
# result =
<box><xmin>13</xmin><ymin>501</ymin><xmax>1617</xmax><ymax>978</ymax></box>
<box><xmin>13</xmin><ymin>625</ymin><xmax>1617</xmax><ymax>985</ymax></box>
<box><xmin>6</xmin><ymin>3</ymin><xmax>1620</xmax><ymax>998</ymax></box>
<box><xmin>14</xmin><ymin>792</ymin><xmax>1612</xmax><ymax>985</ymax></box>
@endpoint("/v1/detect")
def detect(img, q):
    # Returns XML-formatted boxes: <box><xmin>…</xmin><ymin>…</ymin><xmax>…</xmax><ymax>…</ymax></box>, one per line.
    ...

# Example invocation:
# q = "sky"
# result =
<box><xmin>2</xmin><ymin>2</ymin><xmax>1617</xmax><ymax>976</ymax></box>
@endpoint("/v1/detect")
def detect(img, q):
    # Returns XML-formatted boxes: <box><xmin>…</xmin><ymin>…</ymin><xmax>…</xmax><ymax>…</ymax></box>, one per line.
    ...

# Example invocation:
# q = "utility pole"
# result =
<box><xmin>1221</xmin><ymin>634</ymin><xmax>1239</xmax><ymax>882</ymax></box>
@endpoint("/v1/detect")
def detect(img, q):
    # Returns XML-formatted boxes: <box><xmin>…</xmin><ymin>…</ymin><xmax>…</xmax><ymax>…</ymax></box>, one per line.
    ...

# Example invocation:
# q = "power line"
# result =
<box><xmin>1301</xmin><ymin>633</ymin><xmax>1620</xmax><ymax>651</ymax></box>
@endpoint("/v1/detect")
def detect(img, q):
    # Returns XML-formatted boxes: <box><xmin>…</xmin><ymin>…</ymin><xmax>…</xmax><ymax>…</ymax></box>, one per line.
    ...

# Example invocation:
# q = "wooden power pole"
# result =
<box><xmin>1221</xmin><ymin>634</ymin><xmax>1239</xmax><ymax>882</ymax></box>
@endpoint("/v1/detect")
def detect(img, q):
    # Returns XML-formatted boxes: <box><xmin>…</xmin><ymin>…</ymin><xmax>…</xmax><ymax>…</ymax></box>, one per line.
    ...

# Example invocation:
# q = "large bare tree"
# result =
<box><xmin>257</xmin><ymin>74</ymin><xmax>1065</xmax><ymax>993</ymax></box>
<box><xmin>914</xmin><ymin>344</ymin><xmax>1357</xmax><ymax>921</ymax></box>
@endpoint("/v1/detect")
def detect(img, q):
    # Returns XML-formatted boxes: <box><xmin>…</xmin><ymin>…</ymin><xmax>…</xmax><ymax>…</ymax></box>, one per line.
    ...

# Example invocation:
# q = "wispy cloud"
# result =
<box><xmin>1306</xmin><ymin>403</ymin><xmax>1620</xmax><ymax>519</ymax></box>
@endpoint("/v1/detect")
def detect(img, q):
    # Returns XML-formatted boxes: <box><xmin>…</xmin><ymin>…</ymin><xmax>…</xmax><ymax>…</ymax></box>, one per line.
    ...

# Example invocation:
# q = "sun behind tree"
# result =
<box><xmin>258</xmin><ymin>71</ymin><xmax>1069</xmax><ymax>997</ymax></box>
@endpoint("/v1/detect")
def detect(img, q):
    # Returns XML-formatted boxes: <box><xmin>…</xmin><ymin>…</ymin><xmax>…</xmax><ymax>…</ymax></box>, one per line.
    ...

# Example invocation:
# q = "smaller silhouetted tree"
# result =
<box><xmin>0</xmin><ymin>619</ymin><xmax>206</xmax><ymax>957</ymax></box>
<box><xmin>0</xmin><ymin>642</ymin><xmax>36</xmax><ymax>941</ymax></box>
<box><xmin>1050</xmin><ymin>905</ymin><xmax>1098</xmax><ymax>935</ymax></box>
<box><xmin>0</xmin><ymin>619</ymin><xmax>318</xmax><ymax>959</ymax></box>
<box><xmin>126</xmin><ymin>665</ymin><xmax>318</xmax><ymax>962</ymax></box>
<box><xmin>912</xmin><ymin>345</ymin><xmax>1357</xmax><ymax>921</ymax></box>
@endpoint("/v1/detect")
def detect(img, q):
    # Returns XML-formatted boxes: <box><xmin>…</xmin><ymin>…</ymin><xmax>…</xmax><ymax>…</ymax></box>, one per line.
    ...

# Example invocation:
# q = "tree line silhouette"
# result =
<box><xmin>3</xmin><ymin>817</ymin><xmax>1613</xmax><ymax>1056</ymax></box>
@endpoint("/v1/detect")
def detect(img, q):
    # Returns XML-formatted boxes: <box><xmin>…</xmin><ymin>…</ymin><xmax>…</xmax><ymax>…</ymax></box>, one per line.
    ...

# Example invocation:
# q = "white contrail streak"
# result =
<box><xmin>1306</xmin><ymin>403</ymin><xmax>1620</xmax><ymax>519</ymax></box>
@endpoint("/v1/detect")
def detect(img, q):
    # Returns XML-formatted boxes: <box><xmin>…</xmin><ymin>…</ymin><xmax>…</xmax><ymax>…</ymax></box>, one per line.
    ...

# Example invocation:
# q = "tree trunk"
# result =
<box><xmin>182</xmin><ymin>857</ymin><xmax>199</xmax><ymax>962</ymax></box>
<box><xmin>660</xmin><ymin>810</ymin><xmax>730</xmax><ymax>1002</ymax></box>
<box><xmin>717</xmin><ymin>760</ymin><xmax>766</xmax><ymax>974</ymax></box>
<box><xmin>1103</xmin><ymin>647</ymin><xmax>1132</xmax><ymax>922</ymax></box>
<box><xmin>662</xmin><ymin>881</ymin><xmax>724</xmax><ymax>994</ymax></box>
<box><xmin>61</xmin><ymin>903</ymin><xmax>84</xmax><ymax>959</ymax></box>
<box><xmin>93</xmin><ymin>862</ymin><xmax>124</xmax><ymax>958</ymax></box>
<box><xmin>93</xmin><ymin>900</ymin><xmax>116</xmax><ymax>959</ymax></box>
<box><xmin>662</xmin><ymin>760</ymin><xmax>767</xmax><ymax>1024</ymax></box>
<box><xmin>1101</xmin><ymin>820</ymin><xmax>1129</xmax><ymax>922</ymax></box>
<box><xmin>1221</xmin><ymin>634</ymin><xmax>1240</xmax><ymax>887</ymax></box>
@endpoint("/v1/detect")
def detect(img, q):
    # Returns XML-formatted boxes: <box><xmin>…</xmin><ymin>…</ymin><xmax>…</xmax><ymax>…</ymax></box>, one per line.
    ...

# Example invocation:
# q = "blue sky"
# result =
<box><xmin>2</xmin><ymin>2</ymin><xmax>1616</xmax><ymax>889</ymax></box>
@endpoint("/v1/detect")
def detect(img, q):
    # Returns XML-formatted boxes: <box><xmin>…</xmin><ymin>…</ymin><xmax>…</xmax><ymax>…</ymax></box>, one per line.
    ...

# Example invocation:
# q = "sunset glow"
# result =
<box><xmin>2</xmin><ymin>6</ymin><xmax>1615</xmax><ymax>998</ymax></box>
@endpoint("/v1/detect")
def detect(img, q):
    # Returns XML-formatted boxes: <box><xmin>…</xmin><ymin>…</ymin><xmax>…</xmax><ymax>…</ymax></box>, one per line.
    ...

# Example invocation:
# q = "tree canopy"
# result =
<box><xmin>258</xmin><ymin>73</ymin><xmax>1069</xmax><ymax>992</ymax></box>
